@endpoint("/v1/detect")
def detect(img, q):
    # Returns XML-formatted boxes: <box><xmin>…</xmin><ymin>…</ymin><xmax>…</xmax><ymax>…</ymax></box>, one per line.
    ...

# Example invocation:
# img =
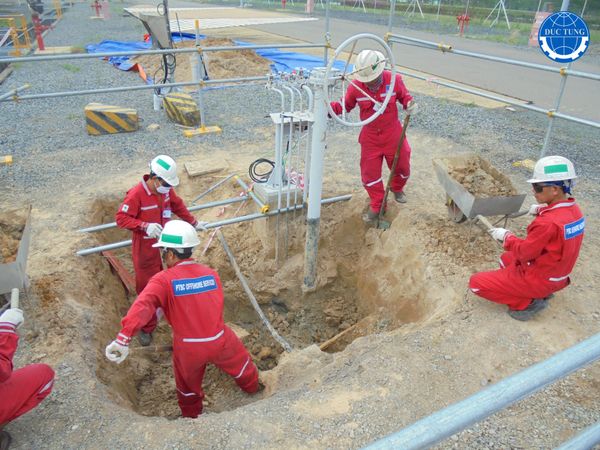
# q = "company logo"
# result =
<box><xmin>172</xmin><ymin>275</ymin><xmax>217</xmax><ymax>296</ymax></box>
<box><xmin>564</xmin><ymin>217</ymin><xmax>585</xmax><ymax>240</ymax></box>
<box><xmin>538</xmin><ymin>12</ymin><xmax>590</xmax><ymax>63</ymax></box>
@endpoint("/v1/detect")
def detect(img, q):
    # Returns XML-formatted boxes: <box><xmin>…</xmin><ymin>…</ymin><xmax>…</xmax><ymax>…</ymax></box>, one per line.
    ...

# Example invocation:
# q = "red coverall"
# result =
<box><xmin>0</xmin><ymin>321</ymin><xmax>54</xmax><ymax>424</ymax></box>
<box><xmin>116</xmin><ymin>175</ymin><xmax>198</xmax><ymax>333</ymax></box>
<box><xmin>331</xmin><ymin>70</ymin><xmax>413</xmax><ymax>213</ymax></box>
<box><xmin>115</xmin><ymin>259</ymin><xmax>259</xmax><ymax>418</ymax></box>
<box><xmin>469</xmin><ymin>199</ymin><xmax>584</xmax><ymax>310</ymax></box>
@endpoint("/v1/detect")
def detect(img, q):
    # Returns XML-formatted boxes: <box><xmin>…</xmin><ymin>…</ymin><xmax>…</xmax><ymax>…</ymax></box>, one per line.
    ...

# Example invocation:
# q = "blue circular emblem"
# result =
<box><xmin>538</xmin><ymin>12</ymin><xmax>590</xmax><ymax>63</ymax></box>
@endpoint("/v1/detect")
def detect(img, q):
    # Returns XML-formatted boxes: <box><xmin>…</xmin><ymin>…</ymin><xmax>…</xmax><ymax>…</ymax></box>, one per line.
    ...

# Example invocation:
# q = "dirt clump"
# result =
<box><xmin>448</xmin><ymin>156</ymin><xmax>517</xmax><ymax>198</ymax></box>
<box><xmin>133</xmin><ymin>37</ymin><xmax>272</xmax><ymax>86</ymax></box>
<box><xmin>0</xmin><ymin>210</ymin><xmax>26</xmax><ymax>263</ymax></box>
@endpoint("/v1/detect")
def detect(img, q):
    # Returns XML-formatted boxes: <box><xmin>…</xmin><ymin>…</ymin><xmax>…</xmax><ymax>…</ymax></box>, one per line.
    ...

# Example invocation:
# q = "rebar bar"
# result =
<box><xmin>192</xmin><ymin>173</ymin><xmax>236</xmax><ymax>204</ymax></box>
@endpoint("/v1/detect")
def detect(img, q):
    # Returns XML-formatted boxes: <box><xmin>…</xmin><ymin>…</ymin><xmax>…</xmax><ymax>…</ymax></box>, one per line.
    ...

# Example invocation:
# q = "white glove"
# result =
<box><xmin>489</xmin><ymin>227</ymin><xmax>510</xmax><ymax>243</ymax></box>
<box><xmin>194</xmin><ymin>221</ymin><xmax>208</xmax><ymax>231</ymax></box>
<box><xmin>0</xmin><ymin>308</ymin><xmax>24</xmax><ymax>329</ymax></box>
<box><xmin>406</xmin><ymin>100</ymin><xmax>418</xmax><ymax>116</ymax></box>
<box><xmin>145</xmin><ymin>223</ymin><xmax>163</xmax><ymax>239</ymax></box>
<box><xmin>105</xmin><ymin>340</ymin><xmax>129</xmax><ymax>364</ymax></box>
<box><xmin>528</xmin><ymin>203</ymin><xmax>547</xmax><ymax>215</ymax></box>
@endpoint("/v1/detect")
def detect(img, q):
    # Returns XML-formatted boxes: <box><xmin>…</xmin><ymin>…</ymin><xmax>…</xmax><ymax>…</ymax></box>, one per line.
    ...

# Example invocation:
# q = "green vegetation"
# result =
<box><xmin>60</xmin><ymin>63</ymin><xmax>81</xmax><ymax>73</ymax></box>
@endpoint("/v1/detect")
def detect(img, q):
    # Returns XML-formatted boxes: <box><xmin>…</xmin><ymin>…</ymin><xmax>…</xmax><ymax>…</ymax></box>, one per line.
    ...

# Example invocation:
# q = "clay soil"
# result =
<box><xmin>0</xmin><ymin>208</ymin><xmax>27</xmax><ymax>263</ymax></box>
<box><xmin>133</xmin><ymin>37</ymin><xmax>272</xmax><ymax>86</ymax></box>
<box><xmin>447</xmin><ymin>155</ymin><xmax>517</xmax><ymax>197</ymax></box>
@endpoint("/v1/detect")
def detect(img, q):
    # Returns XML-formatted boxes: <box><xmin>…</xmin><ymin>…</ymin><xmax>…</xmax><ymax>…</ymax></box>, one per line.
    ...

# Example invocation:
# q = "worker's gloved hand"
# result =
<box><xmin>0</xmin><ymin>308</ymin><xmax>24</xmax><ymax>329</ymax></box>
<box><xmin>489</xmin><ymin>227</ymin><xmax>510</xmax><ymax>243</ymax></box>
<box><xmin>528</xmin><ymin>203</ymin><xmax>547</xmax><ymax>215</ymax></box>
<box><xmin>145</xmin><ymin>223</ymin><xmax>163</xmax><ymax>239</ymax></box>
<box><xmin>406</xmin><ymin>100</ymin><xmax>418</xmax><ymax>116</ymax></box>
<box><xmin>329</xmin><ymin>101</ymin><xmax>343</xmax><ymax>116</ymax></box>
<box><xmin>105</xmin><ymin>340</ymin><xmax>129</xmax><ymax>364</ymax></box>
<box><xmin>194</xmin><ymin>221</ymin><xmax>208</xmax><ymax>231</ymax></box>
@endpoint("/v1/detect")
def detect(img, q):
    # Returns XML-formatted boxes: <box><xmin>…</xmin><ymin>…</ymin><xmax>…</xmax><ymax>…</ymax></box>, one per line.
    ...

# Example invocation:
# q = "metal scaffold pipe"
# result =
<box><xmin>234</xmin><ymin>176</ymin><xmax>269</xmax><ymax>213</ymax></box>
<box><xmin>0</xmin><ymin>43</ymin><xmax>326</xmax><ymax>64</ymax></box>
<box><xmin>387</xmin><ymin>34</ymin><xmax>600</xmax><ymax>82</ymax></box>
<box><xmin>217</xmin><ymin>230</ymin><xmax>292</xmax><ymax>353</ymax></box>
<box><xmin>76</xmin><ymin>195</ymin><xmax>351</xmax><ymax>256</ymax></box>
<box><xmin>364</xmin><ymin>332</ymin><xmax>600</xmax><ymax>450</ymax></box>
<box><xmin>77</xmin><ymin>196</ymin><xmax>248</xmax><ymax>233</ymax></box>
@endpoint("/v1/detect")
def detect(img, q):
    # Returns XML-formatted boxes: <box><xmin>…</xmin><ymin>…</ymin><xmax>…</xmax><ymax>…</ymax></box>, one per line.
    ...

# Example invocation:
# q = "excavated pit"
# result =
<box><xmin>80</xmin><ymin>170</ymin><xmax>491</xmax><ymax>418</ymax></box>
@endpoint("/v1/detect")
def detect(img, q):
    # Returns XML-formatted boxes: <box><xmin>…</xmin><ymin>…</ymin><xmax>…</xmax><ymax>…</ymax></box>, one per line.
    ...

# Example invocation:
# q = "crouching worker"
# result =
<box><xmin>1</xmin><ymin>308</ymin><xmax>55</xmax><ymax>449</ymax></box>
<box><xmin>105</xmin><ymin>220</ymin><xmax>260</xmax><ymax>418</ymax></box>
<box><xmin>469</xmin><ymin>156</ymin><xmax>584</xmax><ymax>321</ymax></box>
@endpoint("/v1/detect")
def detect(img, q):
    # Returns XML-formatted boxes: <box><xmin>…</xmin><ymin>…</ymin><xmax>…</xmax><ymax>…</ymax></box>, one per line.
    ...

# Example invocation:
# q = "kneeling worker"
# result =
<box><xmin>105</xmin><ymin>220</ymin><xmax>260</xmax><ymax>418</ymax></box>
<box><xmin>469</xmin><ymin>156</ymin><xmax>584</xmax><ymax>321</ymax></box>
<box><xmin>1</xmin><ymin>308</ymin><xmax>55</xmax><ymax>449</ymax></box>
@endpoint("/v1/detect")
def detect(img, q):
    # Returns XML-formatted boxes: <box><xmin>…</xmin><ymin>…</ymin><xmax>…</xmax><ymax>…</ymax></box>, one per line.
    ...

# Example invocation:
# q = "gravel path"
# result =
<box><xmin>1</xmin><ymin>2</ymin><xmax>599</xmax><ymax>449</ymax></box>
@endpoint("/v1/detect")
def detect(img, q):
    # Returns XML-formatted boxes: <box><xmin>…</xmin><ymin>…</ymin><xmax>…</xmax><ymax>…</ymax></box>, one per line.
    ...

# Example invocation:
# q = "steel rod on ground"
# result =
<box><xmin>217</xmin><ymin>230</ymin><xmax>292</xmax><ymax>353</ymax></box>
<box><xmin>555</xmin><ymin>421</ymin><xmax>600</xmax><ymax>450</ymax></box>
<box><xmin>192</xmin><ymin>173</ymin><xmax>236</xmax><ymax>204</ymax></box>
<box><xmin>364</xmin><ymin>332</ymin><xmax>600</xmax><ymax>450</ymax></box>
<box><xmin>0</xmin><ymin>83</ymin><xmax>30</xmax><ymax>101</ymax></box>
<box><xmin>76</xmin><ymin>195</ymin><xmax>351</xmax><ymax>256</ymax></box>
<box><xmin>386</xmin><ymin>34</ymin><xmax>600</xmax><ymax>82</ymax></box>
<box><xmin>234</xmin><ymin>176</ymin><xmax>269</xmax><ymax>213</ymax></box>
<box><xmin>78</xmin><ymin>196</ymin><xmax>248</xmax><ymax>233</ymax></box>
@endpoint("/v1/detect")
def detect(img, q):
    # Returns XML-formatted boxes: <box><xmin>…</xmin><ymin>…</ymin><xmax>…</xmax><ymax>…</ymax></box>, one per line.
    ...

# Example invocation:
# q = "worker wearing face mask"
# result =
<box><xmin>330</xmin><ymin>49</ymin><xmax>418</xmax><ymax>222</ymax></box>
<box><xmin>116</xmin><ymin>155</ymin><xmax>203</xmax><ymax>345</ymax></box>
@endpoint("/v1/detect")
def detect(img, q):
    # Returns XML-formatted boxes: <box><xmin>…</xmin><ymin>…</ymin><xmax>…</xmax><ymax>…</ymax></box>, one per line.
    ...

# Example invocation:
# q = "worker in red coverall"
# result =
<box><xmin>330</xmin><ymin>49</ymin><xmax>418</xmax><ymax>222</ymax></box>
<box><xmin>469</xmin><ymin>156</ymin><xmax>584</xmax><ymax>321</ymax></box>
<box><xmin>105</xmin><ymin>220</ymin><xmax>260</xmax><ymax>418</ymax></box>
<box><xmin>0</xmin><ymin>307</ymin><xmax>54</xmax><ymax>449</ymax></box>
<box><xmin>116</xmin><ymin>155</ymin><xmax>203</xmax><ymax>346</ymax></box>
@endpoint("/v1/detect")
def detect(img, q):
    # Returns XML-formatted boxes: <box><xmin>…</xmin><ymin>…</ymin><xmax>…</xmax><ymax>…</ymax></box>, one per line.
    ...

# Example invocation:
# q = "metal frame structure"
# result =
<box><xmin>384</xmin><ymin>33</ymin><xmax>600</xmax><ymax>157</ymax></box>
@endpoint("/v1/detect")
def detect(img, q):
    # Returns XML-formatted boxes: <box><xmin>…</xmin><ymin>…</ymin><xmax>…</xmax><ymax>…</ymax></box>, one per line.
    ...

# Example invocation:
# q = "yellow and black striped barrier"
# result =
<box><xmin>163</xmin><ymin>92</ymin><xmax>201</xmax><ymax>127</ymax></box>
<box><xmin>85</xmin><ymin>103</ymin><xmax>139</xmax><ymax>135</ymax></box>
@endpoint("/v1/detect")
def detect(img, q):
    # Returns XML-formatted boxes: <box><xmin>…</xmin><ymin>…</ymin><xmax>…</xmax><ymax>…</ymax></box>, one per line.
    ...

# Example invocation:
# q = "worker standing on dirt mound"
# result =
<box><xmin>116</xmin><ymin>155</ymin><xmax>204</xmax><ymax>346</ymax></box>
<box><xmin>105</xmin><ymin>220</ymin><xmax>260</xmax><ymax>418</ymax></box>
<box><xmin>330</xmin><ymin>49</ymin><xmax>418</xmax><ymax>222</ymax></box>
<box><xmin>0</xmin><ymin>308</ymin><xmax>54</xmax><ymax>449</ymax></box>
<box><xmin>469</xmin><ymin>156</ymin><xmax>584</xmax><ymax>321</ymax></box>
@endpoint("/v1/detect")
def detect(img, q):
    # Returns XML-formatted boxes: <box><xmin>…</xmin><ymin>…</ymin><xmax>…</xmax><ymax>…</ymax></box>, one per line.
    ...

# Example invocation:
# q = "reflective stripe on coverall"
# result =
<box><xmin>331</xmin><ymin>70</ymin><xmax>413</xmax><ymax>213</ymax></box>
<box><xmin>0</xmin><ymin>322</ymin><xmax>54</xmax><ymax>424</ymax></box>
<box><xmin>116</xmin><ymin>175</ymin><xmax>198</xmax><ymax>333</ymax></box>
<box><xmin>469</xmin><ymin>199</ymin><xmax>584</xmax><ymax>310</ymax></box>
<box><xmin>116</xmin><ymin>260</ymin><xmax>259</xmax><ymax>418</ymax></box>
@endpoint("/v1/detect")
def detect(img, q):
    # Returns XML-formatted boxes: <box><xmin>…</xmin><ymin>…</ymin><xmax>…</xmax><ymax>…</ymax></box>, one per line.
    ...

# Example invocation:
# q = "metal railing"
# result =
<box><xmin>364</xmin><ymin>332</ymin><xmax>600</xmax><ymax>449</ymax></box>
<box><xmin>385</xmin><ymin>32</ymin><xmax>600</xmax><ymax>157</ymax></box>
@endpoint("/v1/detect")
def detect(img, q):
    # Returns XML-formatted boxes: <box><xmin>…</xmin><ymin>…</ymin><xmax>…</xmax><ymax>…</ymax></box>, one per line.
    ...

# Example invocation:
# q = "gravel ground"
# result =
<box><xmin>1</xmin><ymin>2</ymin><xmax>600</xmax><ymax>449</ymax></box>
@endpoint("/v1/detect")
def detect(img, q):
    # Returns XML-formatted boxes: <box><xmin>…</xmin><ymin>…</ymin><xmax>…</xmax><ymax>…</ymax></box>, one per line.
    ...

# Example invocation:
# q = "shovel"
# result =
<box><xmin>376</xmin><ymin>113</ymin><xmax>411</xmax><ymax>230</ymax></box>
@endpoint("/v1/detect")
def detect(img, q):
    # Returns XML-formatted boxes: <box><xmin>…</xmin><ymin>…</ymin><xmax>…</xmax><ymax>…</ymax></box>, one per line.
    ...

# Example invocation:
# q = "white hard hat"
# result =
<box><xmin>354</xmin><ymin>50</ymin><xmax>386</xmax><ymax>83</ymax></box>
<box><xmin>527</xmin><ymin>155</ymin><xmax>577</xmax><ymax>183</ymax></box>
<box><xmin>150</xmin><ymin>155</ymin><xmax>179</xmax><ymax>187</ymax></box>
<box><xmin>152</xmin><ymin>220</ymin><xmax>200</xmax><ymax>249</ymax></box>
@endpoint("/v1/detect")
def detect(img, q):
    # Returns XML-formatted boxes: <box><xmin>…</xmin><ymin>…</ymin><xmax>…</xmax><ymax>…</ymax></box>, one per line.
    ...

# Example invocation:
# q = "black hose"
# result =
<box><xmin>249</xmin><ymin>158</ymin><xmax>275</xmax><ymax>183</ymax></box>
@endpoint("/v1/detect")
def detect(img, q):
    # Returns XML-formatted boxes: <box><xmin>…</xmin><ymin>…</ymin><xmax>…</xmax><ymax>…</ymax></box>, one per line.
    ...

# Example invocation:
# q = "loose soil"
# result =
<box><xmin>133</xmin><ymin>37</ymin><xmax>272</xmax><ymax>87</ymax></box>
<box><xmin>446</xmin><ymin>155</ymin><xmax>517</xmax><ymax>198</ymax></box>
<box><xmin>0</xmin><ymin>208</ymin><xmax>27</xmax><ymax>263</ymax></box>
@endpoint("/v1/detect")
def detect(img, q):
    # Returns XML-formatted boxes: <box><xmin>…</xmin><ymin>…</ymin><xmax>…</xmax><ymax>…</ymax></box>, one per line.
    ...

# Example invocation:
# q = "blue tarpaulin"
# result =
<box><xmin>86</xmin><ymin>34</ymin><xmax>350</xmax><ymax>79</ymax></box>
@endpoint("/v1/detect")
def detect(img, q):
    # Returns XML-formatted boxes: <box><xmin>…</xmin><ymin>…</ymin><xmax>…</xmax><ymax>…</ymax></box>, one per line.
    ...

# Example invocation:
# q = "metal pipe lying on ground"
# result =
<box><xmin>78</xmin><ymin>196</ymin><xmax>248</xmax><ymax>233</ymax></box>
<box><xmin>76</xmin><ymin>194</ymin><xmax>352</xmax><ymax>256</ymax></box>
<box><xmin>234</xmin><ymin>175</ymin><xmax>269</xmax><ymax>213</ymax></box>
<box><xmin>192</xmin><ymin>173</ymin><xmax>236</xmax><ymax>204</ymax></box>
<box><xmin>216</xmin><ymin>230</ymin><xmax>292</xmax><ymax>353</ymax></box>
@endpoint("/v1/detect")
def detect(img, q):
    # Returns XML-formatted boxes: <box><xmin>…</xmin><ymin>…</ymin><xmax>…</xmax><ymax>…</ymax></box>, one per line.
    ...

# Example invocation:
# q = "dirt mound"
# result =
<box><xmin>133</xmin><ymin>37</ymin><xmax>272</xmax><ymax>86</ymax></box>
<box><xmin>0</xmin><ymin>209</ymin><xmax>26</xmax><ymax>263</ymax></box>
<box><xmin>447</xmin><ymin>155</ymin><xmax>517</xmax><ymax>197</ymax></box>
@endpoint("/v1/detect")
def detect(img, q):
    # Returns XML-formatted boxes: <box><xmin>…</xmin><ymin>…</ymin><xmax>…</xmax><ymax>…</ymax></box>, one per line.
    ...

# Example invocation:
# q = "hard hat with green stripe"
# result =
<box><xmin>152</xmin><ymin>220</ymin><xmax>200</xmax><ymax>249</ymax></box>
<box><xmin>527</xmin><ymin>156</ymin><xmax>577</xmax><ymax>183</ymax></box>
<box><xmin>150</xmin><ymin>155</ymin><xmax>179</xmax><ymax>187</ymax></box>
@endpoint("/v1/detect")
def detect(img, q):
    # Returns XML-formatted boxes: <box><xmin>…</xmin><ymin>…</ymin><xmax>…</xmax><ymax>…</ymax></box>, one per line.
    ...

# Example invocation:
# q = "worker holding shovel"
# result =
<box><xmin>116</xmin><ymin>155</ymin><xmax>204</xmax><ymax>346</ymax></box>
<box><xmin>105</xmin><ymin>221</ymin><xmax>260</xmax><ymax>418</ymax></box>
<box><xmin>0</xmin><ymin>291</ymin><xmax>54</xmax><ymax>449</ymax></box>
<box><xmin>330</xmin><ymin>49</ymin><xmax>418</xmax><ymax>222</ymax></box>
<box><xmin>469</xmin><ymin>156</ymin><xmax>584</xmax><ymax>321</ymax></box>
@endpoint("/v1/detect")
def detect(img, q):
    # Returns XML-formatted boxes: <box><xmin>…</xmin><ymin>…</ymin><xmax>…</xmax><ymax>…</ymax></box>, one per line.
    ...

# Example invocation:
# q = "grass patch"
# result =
<box><xmin>60</xmin><ymin>63</ymin><xmax>81</xmax><ymax>73</ymax></box>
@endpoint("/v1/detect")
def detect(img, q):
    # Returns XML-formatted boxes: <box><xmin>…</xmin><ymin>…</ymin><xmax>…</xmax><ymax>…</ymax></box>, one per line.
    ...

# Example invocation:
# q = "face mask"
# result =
<box><xmin>157</xmin><ymin>185</ymin><xmax>171</xmax><ymax>194</ymax></box>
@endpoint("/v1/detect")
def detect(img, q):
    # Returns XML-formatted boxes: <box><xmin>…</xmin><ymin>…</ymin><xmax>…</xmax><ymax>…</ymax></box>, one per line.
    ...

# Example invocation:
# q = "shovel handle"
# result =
<box><xmin>475</xmin><ymin>215</ymin><xmax>494</xmax><ymax>232</ymax></box>
<box><xmin>10</xmin><ymin>288</ymin><xmax>19</xmax><ymax>309</ymax></box>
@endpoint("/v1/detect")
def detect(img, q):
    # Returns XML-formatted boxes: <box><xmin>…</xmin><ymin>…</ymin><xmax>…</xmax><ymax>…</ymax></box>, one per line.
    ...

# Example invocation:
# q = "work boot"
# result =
<box><xmin>138</xmin><ymin>331</ymin><xmax>153</xmax><ymax>347</ymax></box>
<box><xmin>394</xmin><ymin>191</ymin><xmax>407</xmax><ymax>203</ymax></box>
<box><xmin>362</xmin><ymin>209</ymin><xmax>379</xmax><ymax>223</ymax></box>
<box><xmin>0</xmin><ymin>431</ymin><xmax>12</xmax><ymax>450</ymax></box>
<box><xmin>508</xmin><ymin>297</ymin><xmax>550</xmax><ymax>321</ymax></box>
